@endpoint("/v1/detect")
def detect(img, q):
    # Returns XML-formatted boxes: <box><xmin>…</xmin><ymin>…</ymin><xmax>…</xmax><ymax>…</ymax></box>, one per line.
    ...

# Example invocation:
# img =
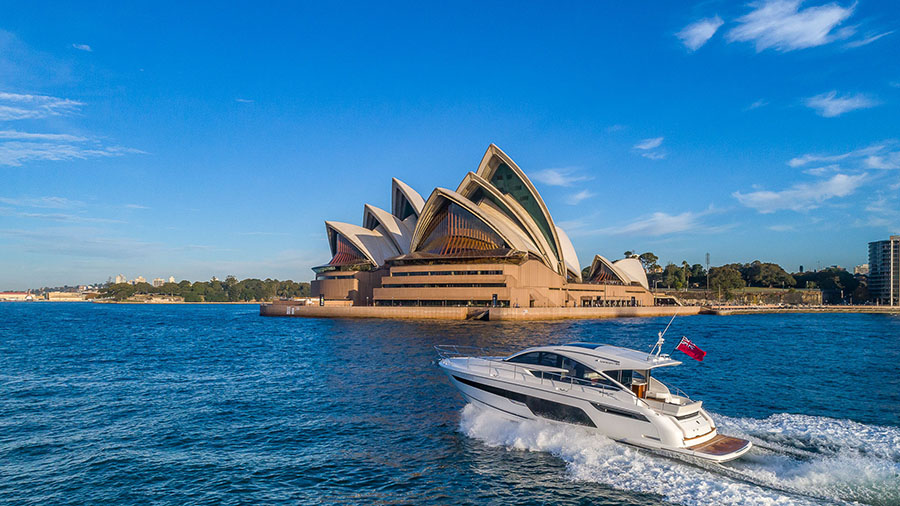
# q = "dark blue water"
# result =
<box><xmin>1</xmin><ymin>303</ymin><xmax>898</xmax><ymax>505</ymax></box>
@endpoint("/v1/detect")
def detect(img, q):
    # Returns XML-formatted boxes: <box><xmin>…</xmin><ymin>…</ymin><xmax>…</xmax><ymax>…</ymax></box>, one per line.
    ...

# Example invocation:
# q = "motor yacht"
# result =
<box><xmin>437</xmin><ymin>341</ymin><xmax>752</xmax><ymax>463</ymax></box>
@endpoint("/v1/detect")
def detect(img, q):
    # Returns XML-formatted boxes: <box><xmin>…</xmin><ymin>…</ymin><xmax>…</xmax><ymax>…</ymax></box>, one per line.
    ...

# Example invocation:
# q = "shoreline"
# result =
<box><xmin>259</xmin><ymin>302</ymin><xmax>900</xmax><ymax>320</ymax></box>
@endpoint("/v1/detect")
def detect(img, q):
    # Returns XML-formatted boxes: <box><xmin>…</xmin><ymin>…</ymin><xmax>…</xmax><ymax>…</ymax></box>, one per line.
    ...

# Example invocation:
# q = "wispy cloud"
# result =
<box><xmin>566</xmin><ymin>190</ymin><xmax>594</xmax><ymax>205</ymax></box>
<box><xmin>727</xmin><ymin>0</ymin><xmax>855</xmax><ymax>52</ymax></box>
<box><xmin>865</xmin><ymin>152</ymin><xmax>900</xmax><ymax>170</ymax></box>
<box><xmin>633</xmin><ymin>137</ymin><xmax>665</xmax><ymax>160</ymax></box>
<box><xmin>733</xmin><ymin>173</ymin><xmax>866</xmax><ymax>213</ymax></box>
<box><xmin>0</xmin><ymin>136</ymin><xmax>144</xmax><ymax>167</ymax></box>
<box><xmin>124</xmin><ymin>203</ymin><xmax>150</xmax><ymax>210</ymax></box>
<box><xmin>235</xmin><ymin>98</ymin><xmax>254</xmax><ymax>103</ymax></box>
<box><xmin>641</xmin><ymin>151</ymin><xmax>667</xmax><ymax>160</ymax></box>
<box><xmin>0</xmin><ymin>207</ymin><xmax>123</xmax><ymax>224</ymax></box>
<box><xmin>745</xmin><ymin>99</ymin><xmax>769</xmax><ymax>111</ymax></box>
<box><xmin>634</xmin><ymin>137</ymin><xmax>664</xmax><ymax>150</ymax></box>
<box><xmin>768</xmin><ymin>224</ymin><xmax>796</xmax><ymax>231</ymax></box>
<box><xmin>844</xmin><ymin>30</ymin><xmax>894</xmax><ymax>48</ymax></box>
<box><xmin>788</xmin><ymin>142</ymin><xmax>891</xmax><ymax>167</ymax></box>
<box><xmin>677</xmin><ymin>16</ymin><xmax>724</xmax><ymax>51</ymax></box>
<box><xmin>0</xmin><ymin>196</ymin><xmax>84</xmax><ymax>209</ymax></box>
<box><xmin>532</xmin><ymin>168</ymin><xmax>591</xmax><ymax>187</ymax></box>
<box><xmin>0</xmin><ymin>91</ymin><xmax>83</xmax><ymax>121</ymax></box>
<box><xmin>72</xmin><ymin>43</ymin><xmax>92</xmax><ymax>52</ymax></box>
<box><xmin>589</xmin><ymin>207</ymin><xmax>726</xmax><ymax>236</ymax></box>
<box><xmin>804</xmin><ymin>91</ymin><xmax>877</xmax><ymax>117</ymax></box>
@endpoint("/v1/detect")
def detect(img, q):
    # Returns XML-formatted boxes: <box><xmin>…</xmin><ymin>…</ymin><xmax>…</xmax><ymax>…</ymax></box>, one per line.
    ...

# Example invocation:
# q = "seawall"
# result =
<box><xmin>259</xmin><ymin>302</ymin><xmax>699</xmax><ymax>320</ymax></box>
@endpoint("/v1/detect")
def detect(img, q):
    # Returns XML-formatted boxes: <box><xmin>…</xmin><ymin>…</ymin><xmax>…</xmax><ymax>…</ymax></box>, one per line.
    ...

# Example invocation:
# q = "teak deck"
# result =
<box><xmin>688</xmin><ymin>434</ymin><xmax>750</xmax><ymax>456</ymax></box>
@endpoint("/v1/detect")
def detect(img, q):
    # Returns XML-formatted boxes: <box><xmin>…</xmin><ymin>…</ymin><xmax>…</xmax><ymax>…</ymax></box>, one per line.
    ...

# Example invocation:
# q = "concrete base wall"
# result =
<box><xmin>488</xmin><ymin>306</ymin><xmax>701</xmax><ymax>320</ymax></box>
<box><xmin>259</xmin><ymin>302</ymin><xmax>697</xmax><ymax>320</ymax></box>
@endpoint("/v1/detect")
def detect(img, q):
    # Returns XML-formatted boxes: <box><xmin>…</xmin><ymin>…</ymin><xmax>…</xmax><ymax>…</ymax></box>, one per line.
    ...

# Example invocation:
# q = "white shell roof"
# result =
<box><xmin>613</xmin><ymin>257</ymin><xmax>649</xmax><ymax>290</ymax></box>
<box><xmin>391</xmin><ymin>178</ymin><xmax>425</xmax><ymax>219</ymax></box>
<box><xmin>589</xmin><ymin>254</ymin><xmax>632</xmax><ymax>285</ymax></box>
<box><xmin>555</xmin><ymin>226</ymin><xmax>581</xmax><ymax>282</ymax></box>
<box><xmin>325</xmin><ymin>221</ymin><xmax>400</xmax><ymax>266</ymax></box>
<box><xmin>363</xmin><ymin>204</ymin><xmax>414</xmax><ymax>254</ymax></box>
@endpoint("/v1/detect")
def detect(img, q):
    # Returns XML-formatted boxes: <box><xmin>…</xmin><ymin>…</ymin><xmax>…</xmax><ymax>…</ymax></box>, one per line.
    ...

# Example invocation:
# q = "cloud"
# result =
<box><xmin>604</xmin><ymin>210</ymin><xmax>720</xmax><ymax>236</ymax></box>
<box><xmin>727</xmin><ymin>0</ymin><xmax>855</xmax><ymax>52</ymax></box>
<box><xmin>733</xmin><ymin>173</ymin><xmax>866</xmax><ymax>213</ymax></box>
<box><xmin>72</xmin><ymin>43</ymin><xmax>92</xmax><ymax>52</ymax></box>
<box><xmin>605</xmin><ymin>124</ymin><xmax>626</xmax><ymax>132</ymax></box>
<box><xmin>0</xmin><ymin>130</ymin><xmax>145</xmax><ymax>167</ymax></box>
<box><xmin>124</xmin><ymin>203</ymin><xmax>150</xmax><ymax>209</ymax></box>
<box><xmin>677</xmin><ymin>16</ymin><xmax>724</xmax><ymax>51</ymax></box>
<box><xmin>634</xmin><ymin>137</ymin><xmax>664</xmax><ymax>150</ymax></box>
<box><xmin>235</xmin><ymin>98</ymin><xmax>254</xmax><ymax>103</ymax></box>
<box><xmin>864</xmin><ymin>154</ymin><xmax>900</xmax><ymax>170</ymax></box>
<box><xmin>788</xmin><ymin>142</ymin><xmax>894</xmax><ymax>167</ymax></box>
<box><xmin>844</xmin><ymin>30</ymin><xmax>894</xmax><ymax>48</ymax></box>
<box><xmin>532</xmin><ymin>168</ymin><xmax>590</xmax><ymax>187</ymax></box>
<box><xmin>804</xmin><ymin>91</ymin><xmax>877</xmax><ymax>117</ymax></box>
<box><xmin>566</xmin><ymin>190</ymin><xmax>594</xmax><ymax>205</ymax></box>
<box><xmin>0</xmin><ymin>130</ymin><xmax>87</xmax><ymax>142</ymax></box>
<box><xmin>0</xmin><ymin>196</ymin><xmax>84</xmax><ymax>209</ymax></box>
<box><xmin>745</xmin><ymin>99</ymin><xmax>769</xmax><ymax>111</ymax></box>
<box><xmin>640</xmin><ymin>151</ymin><xmax>667</xmax><ymax>160</ymax></box>
<box><xmin>767</xmin><ymin>224</ymin><xmax>796</xmax><ymax>231</ymax></box>
<box><xmin>0</xmin><ymin>91</ymin><xmax>83</xmax><ymax>121</ymax></box>
<box><xmin>0</xmin><ymin>206</ymin><xmax>123</xmax><ymax>224</ymax></box>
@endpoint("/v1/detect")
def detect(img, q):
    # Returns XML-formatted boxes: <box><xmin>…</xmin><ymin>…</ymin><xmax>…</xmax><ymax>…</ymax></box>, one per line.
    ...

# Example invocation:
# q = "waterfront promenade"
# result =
<box><xmin>260</xmin><ymin>301</ymin><xmax>899</xmax><ymax>320</ymax></box>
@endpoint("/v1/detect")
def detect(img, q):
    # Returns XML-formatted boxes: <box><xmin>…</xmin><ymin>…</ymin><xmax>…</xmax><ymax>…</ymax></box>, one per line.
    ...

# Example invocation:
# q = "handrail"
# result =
<box><xmin>434</xmin><ymin>344</ymin><xmax>520</xmax><ymax>360</ymax></box>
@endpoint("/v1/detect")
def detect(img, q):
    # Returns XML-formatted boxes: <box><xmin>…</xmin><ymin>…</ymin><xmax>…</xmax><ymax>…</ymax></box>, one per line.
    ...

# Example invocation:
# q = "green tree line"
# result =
<box><xmin>100</xmin><ymin>276</ymin><xmax>311</xmax><ymax>302</ymax></box>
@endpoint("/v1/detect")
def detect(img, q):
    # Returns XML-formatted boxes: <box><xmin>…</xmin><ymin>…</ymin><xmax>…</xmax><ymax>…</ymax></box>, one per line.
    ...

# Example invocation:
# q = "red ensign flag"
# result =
<box><xmin>676</xmin><ymin>337</ymin><xmax>706</xmax><ymax>362</ymax></box>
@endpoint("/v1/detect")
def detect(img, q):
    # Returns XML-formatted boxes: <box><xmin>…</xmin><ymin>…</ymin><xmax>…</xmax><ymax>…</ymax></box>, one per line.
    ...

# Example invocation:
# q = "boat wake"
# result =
<box><xmin>459</xmin><ymin>404</ymin><xmax>900</xmax><ymax>505</ymax></box>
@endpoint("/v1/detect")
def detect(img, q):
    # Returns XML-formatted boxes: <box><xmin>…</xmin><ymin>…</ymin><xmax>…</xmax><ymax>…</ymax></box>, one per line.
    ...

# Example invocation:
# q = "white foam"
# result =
<box><xmin>459</xmin><ymin>405</ymin><xmax>900</xmax><ymax>505</ymax></box>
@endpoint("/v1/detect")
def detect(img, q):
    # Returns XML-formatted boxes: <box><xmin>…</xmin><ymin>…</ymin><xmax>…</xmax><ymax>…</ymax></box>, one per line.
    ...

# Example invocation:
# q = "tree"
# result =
<box><xmin>624</xmin><ymin>251</ymin><xmax>638</xmax><ymax>259</ymax></box>
<box><xmin>638</xmin><ymin>252</ymin><xmax>659</xmax><ymax>273</ymax></box>
<box><xmin>709</xmin><ymin>266</ymin><xmax>744</xmax><ymax>292</ymax></box>
<box><xmin>662</xmin><ymin>263</ymin><xmax>686</xmax><ymax>290</ymax></box>
<box><xmin>689</xmin><ymin>264</ymin><xmax>706</xmax><ymax>285</ymax></box>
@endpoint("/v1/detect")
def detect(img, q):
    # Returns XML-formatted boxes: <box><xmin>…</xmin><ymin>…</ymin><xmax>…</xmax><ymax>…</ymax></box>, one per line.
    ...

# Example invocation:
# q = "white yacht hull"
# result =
<box><xmin>442</xmin><ymin>359</ymin><xmax>751</xmax><ymax>463</ymax></box>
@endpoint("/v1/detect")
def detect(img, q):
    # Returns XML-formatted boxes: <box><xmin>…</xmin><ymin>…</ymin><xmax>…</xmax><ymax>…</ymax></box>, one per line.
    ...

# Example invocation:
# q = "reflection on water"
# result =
<box><xmin>0</xmin><ymin>303</ymin><xmax>898</xmax><ymax>505</ymax></box>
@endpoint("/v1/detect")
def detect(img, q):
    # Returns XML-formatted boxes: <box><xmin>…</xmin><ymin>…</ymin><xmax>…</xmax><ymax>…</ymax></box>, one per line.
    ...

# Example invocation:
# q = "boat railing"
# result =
<box><xmin>434</xmin><ymin>344</ymin><xmax>512</xmax><ymax>360</ymax></box>
<box><xmin>437</xmin><ymin>347</ymin><xmax>621</xmax><ymax>398</ymax></box>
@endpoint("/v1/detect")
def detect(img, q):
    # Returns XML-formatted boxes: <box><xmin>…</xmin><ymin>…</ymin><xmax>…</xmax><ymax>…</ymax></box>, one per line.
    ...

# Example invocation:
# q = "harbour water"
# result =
<box><xmin>1</xmin><ymin>303</ymin><xmax>898</xmax><ymax>505</ymax></box>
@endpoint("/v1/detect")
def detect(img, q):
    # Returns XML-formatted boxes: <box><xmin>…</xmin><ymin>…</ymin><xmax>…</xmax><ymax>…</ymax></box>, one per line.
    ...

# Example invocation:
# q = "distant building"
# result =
<box><xmin>133</xmin><ymin>276</ymin><xmax>146</xmax><ymax>284</ymax></box>
<box><xmin>115</xmin><ymin>274</ymin><xmax>126</xmax><ymax>284</ymax></box>
<box><xmin>868</xmin><ymin>236</ymin><xmax>899</xmax><ymax>306</ymax></box>
<box><xmin>168</xmin><ymin>276</ymin><xmax>176</xmax><ymax>283</ymax></box>
<box><xmin>152</xmin><ymin>278</ymin><xmax>165</xmax><ymax>287</ymax></box>
<box><xmin>0</xmin><ymin>291</ymin><xmax>31</xmax><ymax>301</ymax></box>
<box><xmin>854</xmin><ymin>264</ymin><xmax>869</xmax><ymax>275</ymax></box>
<box><xmin>47</xmin><ymin>291</ymin><xmax>85</xmax><ymax>301</ymax></box>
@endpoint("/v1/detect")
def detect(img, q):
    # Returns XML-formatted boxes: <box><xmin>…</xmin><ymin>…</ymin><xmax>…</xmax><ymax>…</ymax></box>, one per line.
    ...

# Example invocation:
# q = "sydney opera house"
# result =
<box><xmin>311</xmin><ymin>144</ymin><xmax>654</xmax><ymax>308</ymax></box>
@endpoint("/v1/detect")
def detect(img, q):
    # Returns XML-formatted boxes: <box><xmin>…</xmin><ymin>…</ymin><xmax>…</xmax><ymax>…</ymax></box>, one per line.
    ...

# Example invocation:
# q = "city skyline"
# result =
<box><xmin>2</xmin><ymin>1</ymin><xmax>899</xmax><ymax>289</ymax></box>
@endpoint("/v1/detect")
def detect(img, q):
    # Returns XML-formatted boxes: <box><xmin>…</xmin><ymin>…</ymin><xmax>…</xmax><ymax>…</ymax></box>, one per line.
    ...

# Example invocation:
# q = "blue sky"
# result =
<box><xmin>1</xmin><ymin>1</ymin><xmax>899</xmax><ymax>289</ymax></box>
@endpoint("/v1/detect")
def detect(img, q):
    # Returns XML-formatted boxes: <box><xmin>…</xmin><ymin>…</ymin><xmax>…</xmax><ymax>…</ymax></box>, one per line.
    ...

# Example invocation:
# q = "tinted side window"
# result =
<box><xmin>538</xmin><ymin>352</ymin><xmax>561</xmax><ymax>368</ymax></box>
<box><xmin>507</xmin><ymin>352</ymin><xmax>541</xmax><ymax>365</ymax></box>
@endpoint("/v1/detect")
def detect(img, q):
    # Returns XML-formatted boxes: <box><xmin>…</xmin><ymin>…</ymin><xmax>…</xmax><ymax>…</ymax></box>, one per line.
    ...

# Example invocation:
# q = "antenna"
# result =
<box><xmin>649</xmin><ymin>309</ymin><xmax>679</xmax><ymax>358</ymax></box>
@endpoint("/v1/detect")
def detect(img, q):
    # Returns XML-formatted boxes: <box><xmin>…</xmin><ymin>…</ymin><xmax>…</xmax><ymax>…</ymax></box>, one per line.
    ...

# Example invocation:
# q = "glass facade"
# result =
<box><xmin>589</xmin><ymin>262</ymin><xmax>625</xmax><ymax>285</ymax></box>
<box><xmin>328</xmin><ymin>234</ymin><xmax>368</xmax><ymax>267</ymax></box>
<box><xmin>489</xmin><ymin>163</ymin><xmax>559</xmax><ymax>259</ymax></box>
<box><xmin>417</xmin><ymin>201</ymin><xmax>509</xmax><ymax>256</ymax></box>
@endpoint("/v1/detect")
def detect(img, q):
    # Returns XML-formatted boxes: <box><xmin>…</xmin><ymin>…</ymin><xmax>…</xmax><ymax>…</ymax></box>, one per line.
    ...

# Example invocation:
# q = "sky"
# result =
<box><xmin>1</xmin><ymin>1</ymin><xmax>899</xmax><ymax>289</ymax></box>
